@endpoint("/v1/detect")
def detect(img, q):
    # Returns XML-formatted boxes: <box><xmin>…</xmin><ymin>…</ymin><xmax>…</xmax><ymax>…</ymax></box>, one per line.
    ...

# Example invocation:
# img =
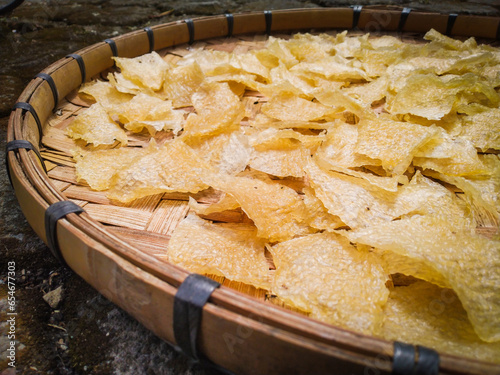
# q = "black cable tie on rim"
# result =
<box><xmin>264</xmin><ymin>10</ymin><xmax>272</xmax><ymax>35</ymax></box>
<box><xmin>225</xmin><ymin>13</ymin><xmax>234</xmax><ymax>38</ymax></box>
<box><xmin>415</xmin><ymin>346</ymin><xmax>439</xmax><ymax>375</ymax></box>
<box><xmin>35</xmin><ymin>73</ymin><xmax>59</xmax><ymax>112</ymax></box>
<box><xmin>351</xmin><ymin>5</ymin><xmax>363</xmax><ymax>29</ymax></box>
<box><xmin>173</xmin><ymin>273</ymin><xmax>221</xmax><ymax>361</ymax></box>
<box><xmin>392</xmin><ymin>342</ymin><xmax>440</xmax><ymax>375</ymax></box>
<box><xmin>5</xmin><ymin>140</ymin><xmax>47</xmax><ymax>188</ymax></box>
<box><xmin>45</xmin><ymin>201</ymin><xmax>84</xmax><ymax>266</ymax></box>
<box><xmin>185</xmin><ymin>19</ymin><xmax>195</xmax><ymax>45</ymax></box>
<box><xmin>12</xmin><ymin>102</ymin><xmax>42</xmax><ymax>141</ymax></box>
<box><xmin>104</xmin><ymin>38</ymin><xmax>118</xmax><ymax>57</ymax></box>
<box><xmin>398</xmin><ymin>7</ymin><xmax>412</xmax><ymax>33</ymax></box>
<box><xmin>144</xmin><ymin>27</ymin><xmax>155</xmax><ymax>53</ymax></box>
<box><xmin>66</xmin><ymin>53</ymin><xmax>86</xmax><ymax>84</ymax></box>
<box><xmin>446</xmin><ymin>13</ymin><xmax>458</xmax><ymax>36</ymax></box>
<box><xmin>392</xmin><ymin>342</ymin><xmax>415</xmax><ymax>375</ymax></box>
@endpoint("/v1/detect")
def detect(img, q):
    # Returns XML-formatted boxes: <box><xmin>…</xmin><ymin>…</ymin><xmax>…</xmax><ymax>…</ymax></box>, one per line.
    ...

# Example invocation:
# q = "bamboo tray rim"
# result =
<box><xmin>6</xmin><ymin>7</ymin><xmax>500</xmax><ymax>375</ymax></box>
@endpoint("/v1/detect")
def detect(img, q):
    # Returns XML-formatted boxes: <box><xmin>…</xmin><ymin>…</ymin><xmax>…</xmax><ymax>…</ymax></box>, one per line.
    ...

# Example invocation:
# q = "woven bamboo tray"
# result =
<box><xmin>6</xmin><ymin>7</ymin><xmax>500</xmax><ymax>375</ymax></box>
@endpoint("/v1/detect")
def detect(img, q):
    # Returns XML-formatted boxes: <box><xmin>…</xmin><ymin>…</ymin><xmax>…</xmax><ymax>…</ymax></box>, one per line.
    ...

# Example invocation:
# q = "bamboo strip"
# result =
<box><xmin>223</xmin><ymin>279</ymin><xmax>267</xmax><ymax>301</ymax></box>
<box><xmin>42</xmin><ymin>148</ymin><xmax>75</xmax><ymax>157</ymax></box>
<box><xmin>242</xmin><ymin>97</ymin><xmax>262</xmax><ymax>120</ymax></box>
<box><xmin>146</xmin><ymin>199</ymin><xmax>189</xmax><ymax>235</ymax></box>
<box><xmin>44</xmin><ymin>160</ymin><xmax>58</xmax><ymax>172</ymax></box>
<box><xmin>162</xmin><ymin>53</ymin><xmax>182</xmax><ymax>65</ymax></box>
<box><xmin>48</xmin><ymin>166</ymin><xmax>82</xmax><ymax>185</ymax></box>
<box><xmin>46</xmin><ymin>101</ymin><xmax>80</xmax><ymax>126</ymax></box>
<box><xmin>162</xmin><ymin>188</ymin><xmax>223</xmax><ymax>203</ymax></box>
<box><xmin>51</xmin><ymin>180</ymin><xmax>71</xmax><ymax>192</ymax></box>
<box><xmin>107</xmin><ymin>226</ymin><xmax>170</xmax><ymax>258</ymax></box>
<box><xmin>69</xmin><ymin>199</ymin><xmax>88</xmax><ymax>207</ymax></box>
<box><xmin>40</xmin><ymin>151</ymin><xmax>75</xmax><ymax>167</ymax></box>
<box><xmin>63</xmin><ymin>185</ymin><xmax>110</xmax><ymax>205</ymax></box>
<box><xmin>53</xmin><ymin>102</ymin><xmax>85</xmax><ymax>121</ymax></box>
<box><xmin>266</xmin><ymin>295</ymin><xmax>307</xmax><ymax>315</ymax></box>
<box><xmin>125</xmin><ymin>132</ymin><xmax>152</xmax><ymax>145</ymax></box>
<box><xmin>53</xmin><ymin>117</ymin><xmax>76</xmax><ymax>131</ymax></box>
<box><xmin>121</xmin><ymin>193</ymin><xmax>163</xmax><ymax>213</ymax></box>
<box><xmin>205</xmin><ymin>274</ymin><xmax>226</xmax><ymax>284</ymax></box>
<box><xmin>65</xmin><ymin>89</ymin><xmax>93</xmax><ymax>108</ymax></box>
<box><xmin>196</xmin><ymin>206</ymin><xmax>250</xmax><ymax>223</ymax></box>
<box><xmin>168</xmin><ymin>48</ymin><xmax>191</xmax><ymax>58</ymax></box>
<box><xmin>41</xmin><ymin>127</ymin><xmax>75</xmax><ymax>156</ymax></box>
<box><xmin>476</xmin><ymin>226</ymin><xmax>500</xmax><ymax>238</ymax></box>
<box><xmin>83</xmin><ymin>203</ymin><xmax>153</xmax><ymax>230</ymax></box>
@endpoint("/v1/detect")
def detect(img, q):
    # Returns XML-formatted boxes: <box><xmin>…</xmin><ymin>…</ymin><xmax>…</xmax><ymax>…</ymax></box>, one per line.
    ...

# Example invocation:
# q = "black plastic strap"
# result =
<box><xmin>415</xmin><ymin>346</ymin><xmax>439</xmax><ymax>375</ymax></box>
<box><xmin>225</xmin><ymin>13</ymin><xmax>234</xmax><ymax>38</ymax></box>
<box><xmin>144</xmin><ymin>27</ymin><xmax>154</xmax><ymax>53</ymax></box>
<box><xmin>264</xmin><ymin>10</ymin><xmax>272</xmax><ymax>35</ymax></box>
<box><xmin>393</xmin><ymin>342</ymin><xmax>415</xmax><ymax>375</ymax></box>
<box><xmin>44</xmin><ymin>201</ymin><xmax>84</xmax><ymax>265</ymax></box>
<box><xmin>446</xmin><ymin>13</ymin><xmax>458</xmax><ymax>36</ymax></box>
<box><xmin>351</xmin><ymin>5</ymin><xmax>363</xmax><ymax>29</ymax></box>
<box><xmin>398</xmin><ymin>8</ymin><xmax>412</xmax><ymax>33</ymax></box>
<box><xmin>185</xmin><ymin>19</ymin><xmax>195</xmax><ymax>45</ymax></box>
<box><xmin>12</xmin><ymin>102</ymin><xmax>42</xmax><ymax>140</ymax></box>
<box><xmin>104</xmin><ymin>38</ymin><xmax>118</xmax><ymax>57</ymax></box>
<box><xmin>5</xmin><ymin>140</ymin><xmax>47</xmax><ymax>188</ymax></box>
<box><xmin>66</xmin><ymin>53</ymin><xmax>86</xmax><ymax>84</ymax></box>
<box><xmin>392</xmin><ymin>342</ymin><xmax>440</xmax><ymax>375</ymax></box>
<box><xmin>35</xmin><ymin>73</ymin><xmax>59</xmax><ymax>112</ymax></box>
<box><xmin>173</xmin><ymin>273</ymin><xmax>221</xmax><ymax>361</ymax></box>
<box><xmin>497</xmin><ymin>19</ymin><xmax>500</xmax><ymax>40</ymax></box>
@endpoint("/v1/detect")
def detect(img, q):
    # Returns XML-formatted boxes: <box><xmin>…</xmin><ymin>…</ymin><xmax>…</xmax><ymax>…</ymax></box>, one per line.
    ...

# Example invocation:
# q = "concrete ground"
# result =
<box><xmin>1</xmin><ymin>1</ymin><xmax>499</xmax><ymax>374</ymax></box>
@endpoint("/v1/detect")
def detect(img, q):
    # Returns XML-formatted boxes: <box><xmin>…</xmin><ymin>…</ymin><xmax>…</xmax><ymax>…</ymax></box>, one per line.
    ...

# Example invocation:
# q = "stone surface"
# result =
<box><xmin>0</xmin><ymin>76</ymin><xmax>24</xmax><ymax>117</ymax></box>
<box><xmin>42</xmin><ymin>286</ymin><xmax>63</xmax><ymax>309</ymax></box>
<box><xmin>0</xmin><ymin>1</ymin><xmax>499</xmax><ymax>374</ymax></box>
